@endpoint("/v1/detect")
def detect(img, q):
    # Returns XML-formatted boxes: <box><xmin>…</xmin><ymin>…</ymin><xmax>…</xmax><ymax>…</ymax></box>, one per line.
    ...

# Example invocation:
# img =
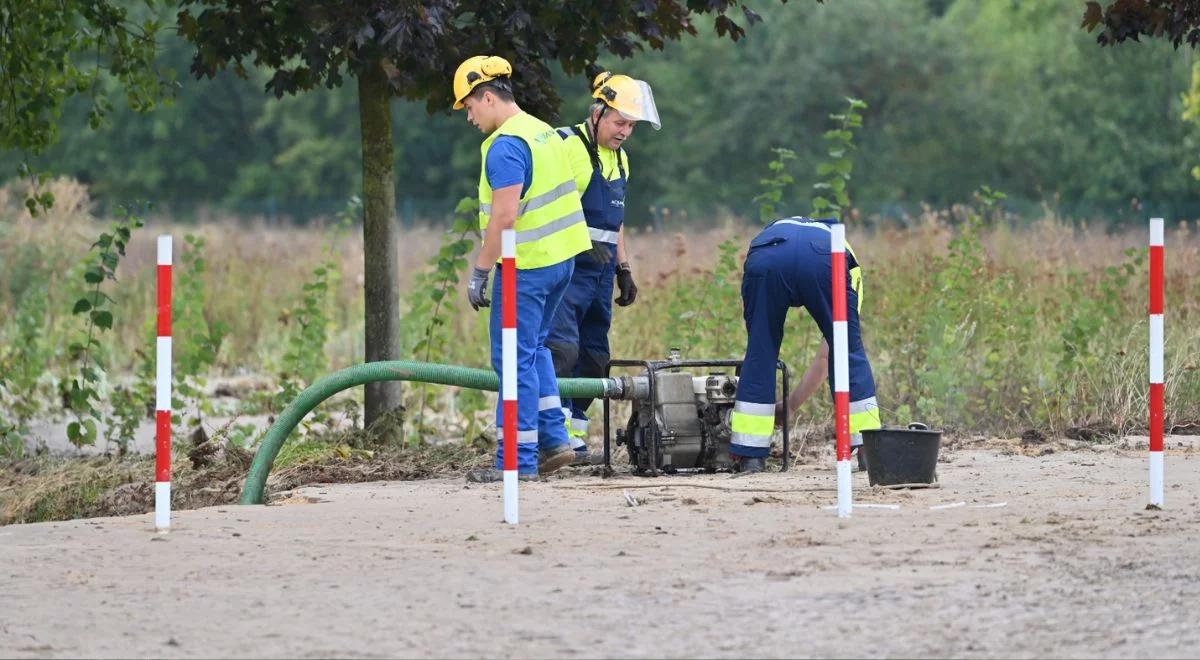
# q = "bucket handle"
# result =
<box><xmin>907</xmin><ymin>422</ymin><xmax>930</xmax><ymax>431</ymax></box>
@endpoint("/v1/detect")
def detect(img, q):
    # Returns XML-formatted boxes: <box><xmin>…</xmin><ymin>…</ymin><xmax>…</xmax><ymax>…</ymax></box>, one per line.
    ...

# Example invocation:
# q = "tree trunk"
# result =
<box><xmin>358</xmin><ymin>58</ymin><xmax>403</xmax><ymax>434</ymax></box>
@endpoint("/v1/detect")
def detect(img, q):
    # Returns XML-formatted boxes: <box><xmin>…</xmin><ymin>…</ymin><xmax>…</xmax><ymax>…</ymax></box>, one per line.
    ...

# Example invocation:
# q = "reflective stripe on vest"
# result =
<box><xmin>517</xmin><ymin>209</ymin><xmax>586</xmax><ymax>245</ymax></box>
<box><xmin>589</xmin><ymin>227</ymin><xmax>620</xmax><ymax>244</ymax></box>
<box><xmin>479</xmin><ymin>112</ymin><xmax>591</xmax><ymax>269</ymax></box>
<box><xmin>479</xmin><ymin>179</ymin><xmax>577</xmax><ymax>217</ymax></box>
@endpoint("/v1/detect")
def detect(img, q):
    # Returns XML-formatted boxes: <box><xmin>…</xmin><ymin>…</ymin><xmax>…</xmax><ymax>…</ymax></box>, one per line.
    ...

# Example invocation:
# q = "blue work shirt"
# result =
<box><xmin>486</xmin><ymin>136</ymin><xmax>533</xmax><ymax>197</ymax></box>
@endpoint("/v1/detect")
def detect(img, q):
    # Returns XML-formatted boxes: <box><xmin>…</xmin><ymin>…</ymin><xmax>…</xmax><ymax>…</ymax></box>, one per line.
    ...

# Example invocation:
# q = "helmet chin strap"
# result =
<box><xmin>577</xmin><ymin>106</ymin><xmax>606</xmax><ymax>177</ymax></box>
<box><xmin>589</xmin><ymin>105</ymin><xmax>607</xmax><ymax>146</ymax></box>
<box><xmin>588</xmin><ymin>105</ymin><xmax>608</xmax><ymax>149</ymax></box>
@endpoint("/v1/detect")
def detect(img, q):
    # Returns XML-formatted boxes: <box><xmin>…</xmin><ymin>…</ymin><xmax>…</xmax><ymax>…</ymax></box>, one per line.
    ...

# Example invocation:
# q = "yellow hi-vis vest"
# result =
<box><xmin>478</xmin><ymin>112</ymin><xmax>591</xmax><ymax>269</ymax></box>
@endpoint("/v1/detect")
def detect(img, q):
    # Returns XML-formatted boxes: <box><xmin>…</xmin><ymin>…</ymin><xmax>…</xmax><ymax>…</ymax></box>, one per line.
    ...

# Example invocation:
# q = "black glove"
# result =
<box><xmin>467</xmin><ymin>266</ymin><xmax>491</xmax><ymax>311</ymax></box>
<box><xmin>615</xmin><ymin>262</ymin><xmax>637</xmax><ymax>306</ymax></box>
<box><xmin>584</xmin><ymin>243</ymin><xmax>613</xmax><ymax>265</ymax></box>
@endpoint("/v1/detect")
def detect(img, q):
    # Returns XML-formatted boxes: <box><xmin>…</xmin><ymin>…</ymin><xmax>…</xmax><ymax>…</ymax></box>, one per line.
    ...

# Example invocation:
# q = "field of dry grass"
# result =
<box><xmin>2</xmin><ymin>179</ymin><xmax>1199</xmax><ymax>450</ymax></box>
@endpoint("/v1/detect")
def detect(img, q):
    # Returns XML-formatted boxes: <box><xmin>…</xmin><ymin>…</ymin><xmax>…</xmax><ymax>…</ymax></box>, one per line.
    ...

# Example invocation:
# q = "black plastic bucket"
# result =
<box><xmin>860</xmin><ymin>423</ymin><xmax>942</xmax><ymax>486</ymax></box>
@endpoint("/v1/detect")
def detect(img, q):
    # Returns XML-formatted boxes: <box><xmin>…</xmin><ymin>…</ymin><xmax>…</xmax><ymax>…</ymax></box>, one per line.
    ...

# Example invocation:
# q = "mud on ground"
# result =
<box><xmin>0</xmin><ymin>437</ymin><xmax>492</xmax><ymax>526</ymax></box>
<box><xmin>2</xmin><ymin>439</ymin><xmax>1198</xmax><ymax>658</ymax></box>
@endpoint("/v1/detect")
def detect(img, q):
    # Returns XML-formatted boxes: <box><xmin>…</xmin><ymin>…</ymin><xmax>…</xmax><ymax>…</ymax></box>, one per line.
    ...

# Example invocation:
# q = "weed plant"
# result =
<box><xmin>1</xmin><ymin>179</ymin><xmax>1197</xmax><ymax>449</ymax></box>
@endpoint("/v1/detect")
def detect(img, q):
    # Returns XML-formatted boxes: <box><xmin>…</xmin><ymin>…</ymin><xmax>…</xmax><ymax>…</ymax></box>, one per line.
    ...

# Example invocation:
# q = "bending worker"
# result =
<box><xmin>453</xmin><ymin>55</ymin><xmax>592</xmax><ymax>482</ymax></box>
<box><xmin>547</xmin><ymin>71</ymin><xmax>661</xmax><ymax>464</ymax></box>
<box><xmin>730</xmin><ymin>217</ymin><xmax>882</xmax><ymax>473</ymax></box>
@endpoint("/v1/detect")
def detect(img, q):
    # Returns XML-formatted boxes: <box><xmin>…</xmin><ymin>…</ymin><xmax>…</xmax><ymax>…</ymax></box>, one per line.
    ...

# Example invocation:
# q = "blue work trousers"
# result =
<box><xmin>490</xmin><ymin>259</ymin><xmax>575</xmax><ymax>474</ymax></box>
<box><xmin>733</xmin><ymin>221</ymin><xmax>877</xmax><ymax>458</ymax></box>
<box><xmin>547</xmin><ymin>260</ymin><xmax>615</xmax><ymax>440</ymax></box>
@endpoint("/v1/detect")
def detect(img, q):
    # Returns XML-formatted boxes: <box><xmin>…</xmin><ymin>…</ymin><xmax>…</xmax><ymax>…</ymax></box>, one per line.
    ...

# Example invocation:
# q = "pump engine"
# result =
<box><xmin>603</xmin><ymin>355</ymin><xmax>790</xmax><ymax>474</ymax></box>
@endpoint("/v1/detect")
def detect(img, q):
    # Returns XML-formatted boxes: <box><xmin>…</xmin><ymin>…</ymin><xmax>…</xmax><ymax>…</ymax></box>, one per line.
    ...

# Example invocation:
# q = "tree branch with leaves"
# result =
<box><xmin>176</xmin><ymin>0</ymin><xmax>795</xmax><ymax>429</ymax></box>
<box><xmin>1082</xmin><ymin>0</ymin><xmax>1200</xmax><ymax>48</ymax></box>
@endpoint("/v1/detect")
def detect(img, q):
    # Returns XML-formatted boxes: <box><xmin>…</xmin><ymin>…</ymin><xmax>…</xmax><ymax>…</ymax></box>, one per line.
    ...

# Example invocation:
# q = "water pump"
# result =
<box><xmin>600</xmin><ymin>352</ymin><xmax>791</xmax><ymax>474</ymax></box>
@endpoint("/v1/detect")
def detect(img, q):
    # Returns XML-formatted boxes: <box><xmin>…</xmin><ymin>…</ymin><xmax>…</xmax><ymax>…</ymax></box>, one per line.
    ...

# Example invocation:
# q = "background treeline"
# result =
<box><xmin>2</xmin><ymin>0</ymin><xmax>1198</xmax><ymax>225</ymax></box>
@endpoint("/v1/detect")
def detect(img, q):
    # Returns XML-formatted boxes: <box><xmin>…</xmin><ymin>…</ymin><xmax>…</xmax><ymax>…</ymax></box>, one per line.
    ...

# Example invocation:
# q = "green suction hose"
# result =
<box><xmin>240</xmin><ymin>360</ymin><xmax>621</xmax><ymax>504</ymax></box>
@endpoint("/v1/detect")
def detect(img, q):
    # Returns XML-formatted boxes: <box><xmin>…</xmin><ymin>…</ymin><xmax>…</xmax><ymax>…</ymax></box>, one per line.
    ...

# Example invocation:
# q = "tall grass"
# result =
<box><xmin>2</xmin><ymin>178</ymin><xmax>1197</xmax><ymax>446</ymax></box>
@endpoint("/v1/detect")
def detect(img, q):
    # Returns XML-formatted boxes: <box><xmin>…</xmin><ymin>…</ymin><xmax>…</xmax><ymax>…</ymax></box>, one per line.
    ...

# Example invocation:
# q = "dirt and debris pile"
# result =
<box><xmin>0</xmin><ymin>435</ymin><xmax>494</xmax><ymax>525</ymax></box>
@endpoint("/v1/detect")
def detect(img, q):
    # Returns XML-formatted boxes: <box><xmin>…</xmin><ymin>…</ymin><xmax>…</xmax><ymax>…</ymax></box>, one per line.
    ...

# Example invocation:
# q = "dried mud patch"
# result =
<box><xmin>266</xmin><ymin>442</ymin><xmax>491</xmax><ymax>499</ymax></box>
<box><xmin>1</xmin><ymin>438</ymin><xmax>492</xmax><ymax>525</ymax></box>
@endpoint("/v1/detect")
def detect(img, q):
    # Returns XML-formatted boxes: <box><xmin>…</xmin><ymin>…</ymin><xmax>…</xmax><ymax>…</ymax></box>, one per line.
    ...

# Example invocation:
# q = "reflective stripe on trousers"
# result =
<box><xmin>496</xmin><ymin>429</ymin><xmax>540</xmax><ymax>443</ymax></box>
<box><xmin>730</xmin><ymin>401</ymin><xmax>774</xmax><ymax>449</ymax></box>
<box><xmin>564</xmin><ymin>413</ymin><xmax>588</xmax><ymax>449</ymax></box>
<box><xmin>849</xmin><ymin>396</ymin><xmax>881</xmax><ymax>446</ymax></box>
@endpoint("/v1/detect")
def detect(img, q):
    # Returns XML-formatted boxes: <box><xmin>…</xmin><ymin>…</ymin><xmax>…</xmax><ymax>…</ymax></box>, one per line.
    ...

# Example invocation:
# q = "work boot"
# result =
<box><xmin>538</xmin><ymin>444</ymin><xmax>576</xmax><ymax>475</ymax></box>
<box><xmin>570</xmin><ymin>447</ymin><xmax>593</xmax><ymax>467</ymax></box>
<box><xmin>854</xmin><ymin>446</ymin><xmax>868</xmax><ymax>472</ymax></box>
<box><xmin>465</xmin><ymin>467</ymin><xmax>538</xmax><ymax>483</ymax></box>
<box><xmin>734</xmin><ymin>456</ymin><xmax>766</xmax><ymax>474</ymax></box>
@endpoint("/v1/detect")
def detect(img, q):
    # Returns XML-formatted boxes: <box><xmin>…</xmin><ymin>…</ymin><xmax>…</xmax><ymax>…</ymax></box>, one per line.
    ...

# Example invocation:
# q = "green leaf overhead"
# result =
<box><xmin>0</xmin><ymin>0</ymin><xmax>171</xmax><ymax>154</ymax></box>
<box><xmin>1081</xmin><ymin>0</ymin><xmax>1200</xmax><ymax>48</ymax></box>
<box><xmin>176</xmin><ymin>0</ymin><xmax>788</xmax><ymax>119</ymax></box>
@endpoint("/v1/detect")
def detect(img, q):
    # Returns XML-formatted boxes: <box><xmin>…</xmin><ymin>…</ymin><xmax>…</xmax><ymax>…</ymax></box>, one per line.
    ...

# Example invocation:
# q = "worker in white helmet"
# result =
<box><xmin>546</xmin><ymin>71</ymin><xmax>661</xmax><ymax>465</ymax></box>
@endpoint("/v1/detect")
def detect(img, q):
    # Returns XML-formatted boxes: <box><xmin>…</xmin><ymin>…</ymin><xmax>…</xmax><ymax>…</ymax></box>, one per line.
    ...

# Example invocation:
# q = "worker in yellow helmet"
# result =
<box><xmin>452</xmin><ymin>55</ymin><xmax>592</xmax><ymax>482</ymax></box>
<box><xmin>546</xmin><ymin>71</ymin><xmax>661</xmax><ymax>465</ymax></box>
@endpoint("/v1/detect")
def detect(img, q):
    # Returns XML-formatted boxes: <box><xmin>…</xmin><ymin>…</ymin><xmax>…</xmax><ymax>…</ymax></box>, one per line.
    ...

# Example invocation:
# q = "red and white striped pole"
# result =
<box><xmin>831</xmin><ymin>224</ymin><xmax>852</xmax><ymax>518</ymax></box>
<box><xmin>501</xmin><ymin>229</ymin><xmax>519</xmax><ymax>525</ymax></box>
<box><xmin>1149</xmin><ymin>218</ymin><xmax>1165</xmax><ymax>508</ymax></box>
<box><xmin>156</xmin><ymin>235</ymin><xmax>173</xmax><ymax>531</ymax></box>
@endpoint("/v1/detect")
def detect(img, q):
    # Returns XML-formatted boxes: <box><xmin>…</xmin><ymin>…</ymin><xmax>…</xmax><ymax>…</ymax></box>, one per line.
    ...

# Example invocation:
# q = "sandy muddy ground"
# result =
<box><xmin>2</xmin><ymin>440</ymin><xmax>1199</xmax><ymax>659</ymax></box>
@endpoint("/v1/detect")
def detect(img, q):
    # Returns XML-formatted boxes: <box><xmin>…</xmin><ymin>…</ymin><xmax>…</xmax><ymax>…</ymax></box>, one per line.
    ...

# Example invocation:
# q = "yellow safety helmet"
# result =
<box><xmin>591</xmin><ymin>72</ymin><xmax>661</xmax><ymax>130</ymax></box>
<box><xmin>453</xmin><ymin>55</ymin><xmax>514</xmax><ymax>110</ymax></box>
